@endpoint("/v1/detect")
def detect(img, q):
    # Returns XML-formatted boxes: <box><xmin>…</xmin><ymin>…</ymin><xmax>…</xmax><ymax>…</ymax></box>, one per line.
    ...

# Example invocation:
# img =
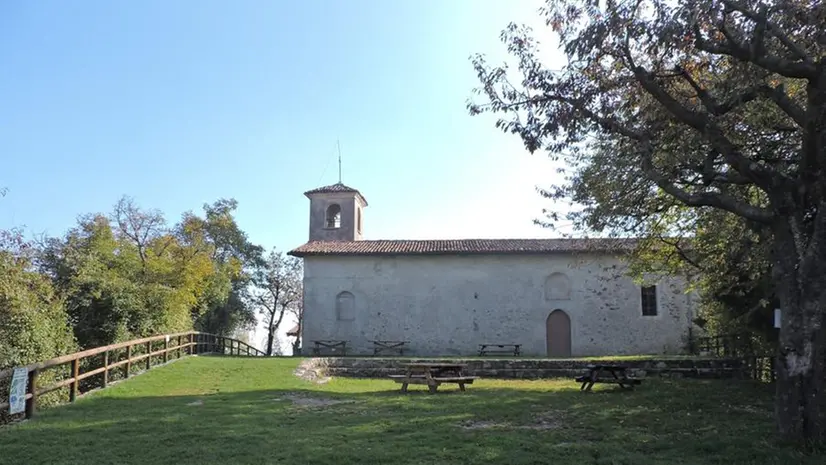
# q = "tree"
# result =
<box><xmin>290</xmin><ymin>287</ymin><xmax>304</xmax><ymax>354</ymax></box>
<box><xmin>251</xmin><ymin>250</ymin><xmax>302</xmax><ymax>356</ymax></box>
<box><xmin>112</xmin><ymin>196</ymin><xmax>166</xmax><ymax>271</ymax></box>
<box><xmin>187</xmin><ymin>199</ymin><xmax>263</xmax><ymax>337</ymax></box>
<box><xmin>469</xmin><ymin>0</ymin><xmax>826</xmax><ymax>441</ymax></box>
<box><xmin>1</xmin><ymin>228</ymin><xmax>77</xmax><ymax>422</ymax></box>
<box><xmin>36</xmin><ymin>197</ymin><xmax>259</xmax><ymax>348</ymax></box>
<box><xmin>0</xmin><ymin>228</ymin><xmax>77</xmax><ymax>367</ymax></box>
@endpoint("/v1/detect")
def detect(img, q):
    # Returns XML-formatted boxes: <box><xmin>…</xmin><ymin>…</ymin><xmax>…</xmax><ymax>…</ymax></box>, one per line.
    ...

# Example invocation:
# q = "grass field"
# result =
<box><xmin>0</xmin><ymin>356</ymin><xmax>821</xmax><ymax>465</ymax></box>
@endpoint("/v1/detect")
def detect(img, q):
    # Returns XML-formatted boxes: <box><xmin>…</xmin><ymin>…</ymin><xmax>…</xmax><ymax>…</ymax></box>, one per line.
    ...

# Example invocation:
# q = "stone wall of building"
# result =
<box><xmin>301</xmin><ymin>253</ymin><xmax>698</xmax><ymax>357</ymax></box>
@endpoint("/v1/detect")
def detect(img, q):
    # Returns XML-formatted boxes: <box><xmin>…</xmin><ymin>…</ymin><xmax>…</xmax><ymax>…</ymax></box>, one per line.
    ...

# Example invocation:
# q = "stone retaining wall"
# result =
<box><xmin>297</xmin><ymin>357</ymin><xmax>747</xmax><ymax>380</ymax></box>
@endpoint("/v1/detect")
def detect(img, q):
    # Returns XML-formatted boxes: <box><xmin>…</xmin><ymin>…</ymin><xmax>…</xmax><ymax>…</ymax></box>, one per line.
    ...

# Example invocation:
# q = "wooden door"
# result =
<box><xmin>546</xmin><ymin>310</ymin><xmax>571</xmax><ymax>357</ymax></box>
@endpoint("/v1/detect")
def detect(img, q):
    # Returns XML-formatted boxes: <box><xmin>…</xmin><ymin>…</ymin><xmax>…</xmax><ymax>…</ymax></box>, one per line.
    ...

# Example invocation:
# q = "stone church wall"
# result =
<box><xmin>300</xmin><ymin>253</ymin><xmax>697</xmax><ymax>357</ymax></box>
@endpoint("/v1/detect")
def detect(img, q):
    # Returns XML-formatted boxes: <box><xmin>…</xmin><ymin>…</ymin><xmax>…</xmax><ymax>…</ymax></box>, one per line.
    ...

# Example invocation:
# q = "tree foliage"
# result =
<box><xmin>0</xmin><ymin>228</ymin><xmax>78</xmax><ymax>422</ymax></box>
<box><xmin>0</xmin><ymin>229</ymin><xmax>77</xmax><ymax>370</ymax></box>
<box><xmin>37</xmin><ymin>196</ymin><xmax>262</xmax><ymax>348</ymax></box>
<box><xmin>469</xmin><ymin>0</ymin><xmax>826</xmax><ymax>441</ymax></box>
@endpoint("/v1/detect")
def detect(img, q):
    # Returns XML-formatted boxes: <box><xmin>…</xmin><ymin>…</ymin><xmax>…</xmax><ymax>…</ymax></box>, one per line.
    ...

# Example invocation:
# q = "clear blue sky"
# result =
<box><xmin>1</xmin><ymin>0</ymin><xmax>568</xmax><ymax>256</ymax></box>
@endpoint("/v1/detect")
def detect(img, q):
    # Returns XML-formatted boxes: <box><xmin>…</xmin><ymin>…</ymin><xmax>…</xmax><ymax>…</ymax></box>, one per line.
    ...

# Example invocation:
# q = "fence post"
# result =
<box><xmin>163</xmin><ymin>336</ymin><xmax>169</xmax><ymax>363</ymax></box>
<box><xmin>146</xmin><ymin>341</ymin><xmax>152</xmax><ymax>370</ymax></box>
<box><xmin>25</xmin><ymin>369</ymin><xmax>38</xmax><ymax>419</ymax></box>
<box><xmin>126</xmin><ymin>344</ymin><xmax>132</xmax><ymax>378</ymax></box>
<box><xmin>103</xmin><ymin>351</ymin><xmax>109</xmax><ymax>387</ymax></box>
<box><xmin>190</xmin><ymin>333</ymin><xmax>196</xmax><ymax>355</ymax></box>
<box><xmin>69</xmin><ymin>358</ymin><xmax>80</xmax><ymax>402</ymax></box>
<box><xmin>177</xmin><ymin>335</ymin><xmax>182</xmax><ymax>359</ymax></box>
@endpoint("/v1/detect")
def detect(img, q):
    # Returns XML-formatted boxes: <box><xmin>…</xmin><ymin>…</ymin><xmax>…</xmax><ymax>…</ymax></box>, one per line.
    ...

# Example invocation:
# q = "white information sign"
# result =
<box><xmin>8</xmin><ymin>367</ymin><xmax>28</xmax><ymax>415</ymax></box>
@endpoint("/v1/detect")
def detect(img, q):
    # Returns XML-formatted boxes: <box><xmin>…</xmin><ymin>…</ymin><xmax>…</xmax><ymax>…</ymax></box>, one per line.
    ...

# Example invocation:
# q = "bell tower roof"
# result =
<box><xmin>303</xmin><ymin>182</ymin><xmax>368</xmax><ymax>206</ymax></box>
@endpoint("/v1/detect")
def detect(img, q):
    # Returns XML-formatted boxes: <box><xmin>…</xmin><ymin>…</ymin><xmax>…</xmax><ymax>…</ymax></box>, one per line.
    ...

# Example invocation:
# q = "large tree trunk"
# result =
<box><xmin>266</xmin><ymin>329</ymin><xmax>275</xmax><ymax>357</ymax></box>
<box><xmin>773</xmin><ymin>221</ymin><xmax>826</xmax><ymax>442</ymax></box>
<box><xmin>265</xmin><ymin>310</ymin><xmax>277</xmax><ymax>356</ymax></box>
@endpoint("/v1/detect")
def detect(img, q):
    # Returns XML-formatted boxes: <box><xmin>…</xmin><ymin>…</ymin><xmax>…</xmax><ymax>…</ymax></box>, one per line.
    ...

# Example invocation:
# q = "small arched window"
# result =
<box><xmin>544</xmin><ymin>272</ymin><xmax>572</xmax><ymax>300</ymax></box>
<box><xmin>357</xmin><ymin>208</ymin><xmax>362</xmax><ymax>233</ymax></box>
<box><xmin>336</xmin><ymin>291</ymin><xmax>355</xmax><ymax>321</ymax></box>
<box><xmin>325</xmin><ymin>204</ymin><xmax>341</xmax><ymax>228</ymax></box>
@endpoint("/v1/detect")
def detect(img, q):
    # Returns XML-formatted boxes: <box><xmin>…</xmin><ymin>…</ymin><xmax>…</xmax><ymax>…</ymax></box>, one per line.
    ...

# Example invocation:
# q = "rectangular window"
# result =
<box><xmin>641</xmin><ymin>285</ymin><xmax>657</xmax><ymax>316</ymax></box>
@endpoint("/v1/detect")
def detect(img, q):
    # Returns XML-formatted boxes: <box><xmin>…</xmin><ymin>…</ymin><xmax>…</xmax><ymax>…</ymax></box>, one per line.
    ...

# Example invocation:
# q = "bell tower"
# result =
<box><xmin>304</xmin><ymin>183</ymin><xmax>367</xmax><ymax>241</ymax></box>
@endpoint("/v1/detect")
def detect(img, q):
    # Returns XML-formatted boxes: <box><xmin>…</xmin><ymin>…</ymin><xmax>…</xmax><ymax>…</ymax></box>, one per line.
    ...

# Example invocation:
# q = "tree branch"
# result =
<box><xmin>676</xmin><ymin>67</ymin><xmax>761</xmax><ymax>116</ymax></box>
<box><xmin>693</xmin><ymin>23</ymin><xmax>817</xmax><ymax>79</ymax></box>
<box><xmin>621</xmin><ymin>39</ymin><xmax>799</xmax><ymax>193</ymax></box>
<box><xmin>627</xmin><ymin>62</ymin><xmax>775</xmax><ymax>189</ymax></box>
<box><xmin>640</xmin><ymin>145</ymin><xmax>774</xmax><ymax>223</ymax></box>
<box><xmin>721</xmin><ymin>0</ymin><xmax>810</xmax><ymax>61</ymax></box>
<box><xmin>655</xmin><ymin>234</ymin><xmax>702</xmax><ymax>270</ymax></box>
<box><xmin>757</xmin><ymin>84</ymin><xmax>807</xmax><ymax>127</ymax></box>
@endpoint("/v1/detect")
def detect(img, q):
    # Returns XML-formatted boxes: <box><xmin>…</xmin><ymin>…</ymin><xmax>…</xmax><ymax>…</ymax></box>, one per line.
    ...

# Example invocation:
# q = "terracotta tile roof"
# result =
<box><xmin>303</xmin><ymin>183</ymin><xmax>368</xmax><ymax>205</ymax></box>
<box><xmin>288</xmin><ymin>238</ymin><xmax>638</xmax><ymax>257</ymax></box>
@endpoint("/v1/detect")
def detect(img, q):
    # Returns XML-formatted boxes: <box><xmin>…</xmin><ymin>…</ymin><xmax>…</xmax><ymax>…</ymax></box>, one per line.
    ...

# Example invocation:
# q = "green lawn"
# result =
<box><xmin>0</xmin><ymin>356</ymin><xmax>820</xmax><ymax>465</ymax></box>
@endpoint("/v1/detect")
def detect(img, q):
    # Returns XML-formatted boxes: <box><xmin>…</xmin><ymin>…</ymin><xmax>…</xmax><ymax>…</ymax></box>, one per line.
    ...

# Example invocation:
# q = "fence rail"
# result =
<box><xmin>0</xmin><ymin>331</ymin><xmax>264</xmax><ymax>420</ymax></box>
<box><xmin>692</xmin><ymin>332</ymin><xmax>760</xmax><ymax>358</ymax></box>
<box><xmin>690</xmin><ymin>332</ymin><xmax>781</xmax><ymax>382</ymax></box>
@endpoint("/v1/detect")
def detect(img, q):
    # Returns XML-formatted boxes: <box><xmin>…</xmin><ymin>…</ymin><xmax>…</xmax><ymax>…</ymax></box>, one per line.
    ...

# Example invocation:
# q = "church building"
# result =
<box><xmin>288</xmin><ymin>183</ymin><xmax>698</xmax><ymax>357</ymax></box>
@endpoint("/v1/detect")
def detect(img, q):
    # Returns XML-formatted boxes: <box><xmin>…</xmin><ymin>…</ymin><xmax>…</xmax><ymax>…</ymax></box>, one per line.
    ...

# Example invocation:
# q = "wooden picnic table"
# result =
<box><xmin>575</xmin><ymin>364</ymin><xmax>642</xmax><ymax>391</ymax></box>
<box><xmin>478</xmin><ymin>343</ymin><xmax>522</xmax><ymax>356</ymax></box>
<box><xmin>311</xmin><ymin>340</ymin><xmax>348</xmax><ymax>356</ymax></box>
<box><xmin>389</xmin><ymin>362</ymin><xmax>479</xmax><ymax>394</ymax></box>
<box><xmin>370</xmin><ymin>340</ymin><xmax>408</xmax><ymax>356</ymax></box>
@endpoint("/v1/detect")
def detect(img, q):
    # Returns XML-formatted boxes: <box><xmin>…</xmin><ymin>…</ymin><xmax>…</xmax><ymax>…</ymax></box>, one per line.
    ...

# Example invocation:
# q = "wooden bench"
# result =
<box><xmin>576</xmin><ymin>364</ymin><xmax>643</xmax><ymax>391</ymax></box>
<box><xmin>389</xmin><ymin>374</ymin><xmax>478</xmax><ymax>393</ymax></box>
<box><xmin>478</xmin><ymin>344</ymin><xmax>521</xmax><ymax>356</ymax></box>
<box><xmin>575</xmin><ymin>376</ymin><xmax>643</xmax><ymax>385</ymax></box>
<box><xmin>310</xmin><ymin>340</ymin><xmax>348</xmax><ymax>356</ymax></box>
<box><xmin>391</xmin><ymin>363</ymin><xmax>479</xmax><ymax>394</ymax></box>
<box><xmin>370</xmin><ymin>340</ymin><xmax>408</xmax><ymax>356</ymax></box>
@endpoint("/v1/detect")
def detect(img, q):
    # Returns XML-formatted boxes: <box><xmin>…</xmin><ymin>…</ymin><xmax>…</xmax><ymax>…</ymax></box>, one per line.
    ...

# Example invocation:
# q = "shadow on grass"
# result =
<box><xmin>0</xmin><ymin>379</ymin><xmax>819</xmax><ymax>465</ymax></box>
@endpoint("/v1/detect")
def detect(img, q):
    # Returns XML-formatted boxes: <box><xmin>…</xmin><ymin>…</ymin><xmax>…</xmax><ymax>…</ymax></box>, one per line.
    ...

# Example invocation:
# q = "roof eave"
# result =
<box><xmin>287</xmin><ymin>249</ymin><xmax>632</xmax><ymax>258</ymax></box>
<box><xmin>303</xmin><ymin>190</ymin><xmax>368</xmax><ymax>207</ymax></box>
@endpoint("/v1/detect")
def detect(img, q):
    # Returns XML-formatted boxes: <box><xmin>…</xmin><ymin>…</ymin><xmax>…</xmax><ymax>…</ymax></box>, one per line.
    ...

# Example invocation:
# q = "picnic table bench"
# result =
<box><xmin>370</xmin><ymin>340</ymin><xmax>408</xmax><ymax>356</ymax></box>
<box><xmin>575</xmin><ymin>364</ymin><xmax>643</xmax><ymax>391</ymax></box>
<box><xmin>389</xmin><ymin>363</ymin><xmax>479</xmax><ymax>394</ymax></box>
<box><xmin>478</xmin><ymin>343</ymin><xmax>521</xmax><ymax>356</ymax></box>
<box><xmin>311</xmin><ymin>340</ymin><xmax>348</xmax><ymax>356</ymax></box>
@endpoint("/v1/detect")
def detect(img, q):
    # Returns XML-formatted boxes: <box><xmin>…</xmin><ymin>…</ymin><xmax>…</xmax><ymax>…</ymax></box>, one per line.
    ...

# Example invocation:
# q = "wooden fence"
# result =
<box><xmin>689</xmin><ymin>332</ymin><xmax>780</xmax><ymax>383</ymax></box>
<box><xmin>0</xmin><ymin>331</ymin><xmax>264</xmax><ymax>421</ymax></box>
<box><xmin>691</xmin><ymin>332</ymin><xmax>759</xmax><ymax>358</ymax></box>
